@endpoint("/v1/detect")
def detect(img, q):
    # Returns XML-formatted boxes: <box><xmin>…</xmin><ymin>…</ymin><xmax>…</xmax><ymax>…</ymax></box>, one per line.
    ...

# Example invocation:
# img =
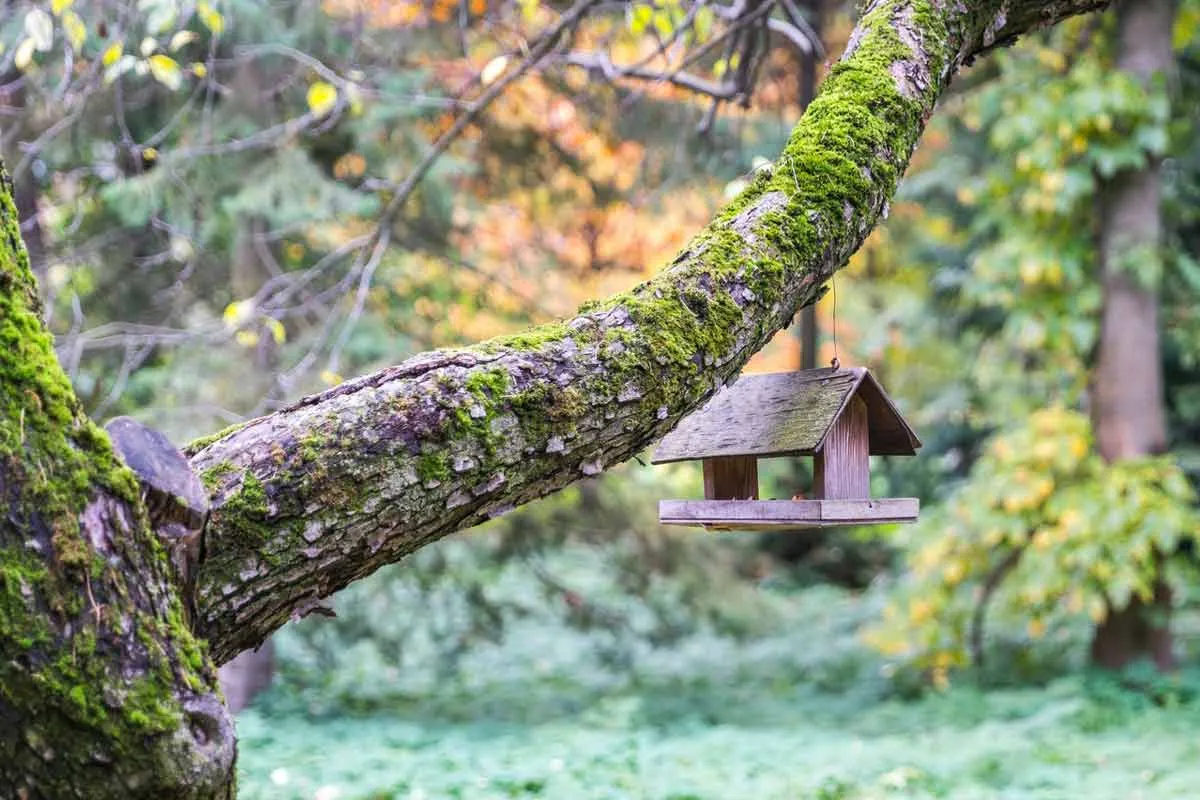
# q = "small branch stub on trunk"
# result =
<box><xmin>106</xmin><ymin>416</ymin><xmax>210</xmax><ymax>614</ymax></box>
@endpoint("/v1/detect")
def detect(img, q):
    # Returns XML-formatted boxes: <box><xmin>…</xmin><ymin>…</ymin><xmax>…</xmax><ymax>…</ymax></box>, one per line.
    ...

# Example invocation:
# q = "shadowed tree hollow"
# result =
<box><xmin>1</xmin><ymin>1</ymin><xmax>1112</xmax><ymax>796</ymax></box>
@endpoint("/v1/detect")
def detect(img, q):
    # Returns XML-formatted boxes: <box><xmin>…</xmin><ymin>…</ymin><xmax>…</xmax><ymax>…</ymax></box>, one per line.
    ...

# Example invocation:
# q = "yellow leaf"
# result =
<box><xmin>149</xmin><ymin>54</ymin><xmax>183</xmax><ymax>90</ymax></box>
<box><xmin>908</xmin><ymin>598</ymin><xmax>934</xmax><ymax>625</ymax></box>
<box><xmin>63</xmin><ymin>11</ymin><xmax>85</xmax><ymax>52</ymax></box>
<box><xmin>306</xmin><ymin>81</ymin><xmax>338</xmax><ymax>115</ymax></box>
<box><xmin>170</xmin><ymin>30</ymin><xmax>198</xmax><ymax>52</ymax></box>
<box><xmin>142</xmin><ymin>146</ymin><xmax>158</xmax><ymax>162</ymax></box>
<box><xmin>480</xmin><ymin>55</ymin><xmax>508</xmax><ymax>86</ymax></box>
<box><xmin>942</xmin><ymin>561</ymin><xmax>965</xmax><ymax>586</ymax></box>
<box><xmin>102</xmin><ymin>41</ymin><xmax>123</xmax><ymax>66</ymax></box>
<box><xmin>52</xmin><ymin>0</ymin><xmax>75</xmax><ymax>15</ymax></box>
<box><xmin>140</xmin><ymin>36</ymin><xmax>158</xmax><ymax>57</ymax></box>
<box><xmin>235</xmin><ymin>330</ymin><xmax>260</xmax><ymax>348</ymax></box>
<box><xmin>346</xmin><ymin>83</ymin><xmax>364</xmax><ymax>116</ymax></box>
<box><xmin>265</xmin><ymin>317</ymin><xmax>286</xmax><ymax>345</ymax></box>
<box><xmin>191</xmin><ymin>62</ymin><xmax>207</xmax><ymax>78</ymax></box>
<box><xmin>25</xmin><ymin>9</ymin><xmax>53</xmax><ymax>53</ymax></box>
<box><xmin>14</xmin><ymin>38</ymin><xmax>37</xmax><ymax>72</ymax></box>
<box><xmin>320</xmin><ymin>369</ymin><xmax>343</xmax><ymax>386</ymax></box>
<box><xmin>223</xmin><ymin>299</ymin><xmax>255</xmax><ymax>328</ymax></box>
<box><xmin>197</xmin><ymin>1</ymin><xmax>225</xmax><ymax>35</ymax></box>
<box><xmin>104</xmin><ymin>54</ymin><xmax>136</xmax><ymax>84</ymax></box>
<box><xmin>169</xmin><ymin>236</ymin><xmax>192</xmax><ymax>261</ymax></box>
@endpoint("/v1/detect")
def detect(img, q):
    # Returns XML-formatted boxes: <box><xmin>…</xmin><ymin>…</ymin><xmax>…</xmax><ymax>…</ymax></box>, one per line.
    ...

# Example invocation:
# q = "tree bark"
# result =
<box><xmin>185</xmin><ymin>0</ymin><xmax>1111</xmax><ymax>665</ymax></box>
<box><xmin>0</xmin><ymin>171</ymin><xmax>234</xmax><ymax>797</ymax></box>
<box><xmin>1088</xmin><ymin>0</ymin><xmax>1176</xmax><ymax>672</ymax></box>
<box><xmin>0</xmin><ymin>2</ymin><xmax>1111</xmax><ymax>796</ymax></box>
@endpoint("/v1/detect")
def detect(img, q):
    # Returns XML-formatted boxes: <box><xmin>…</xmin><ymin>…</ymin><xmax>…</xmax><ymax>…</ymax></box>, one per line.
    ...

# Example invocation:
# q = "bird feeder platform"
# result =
<box><xmin>653</xmin><ymin>367</ymin><xmax>921</xmax><ymax>532</ymax></box>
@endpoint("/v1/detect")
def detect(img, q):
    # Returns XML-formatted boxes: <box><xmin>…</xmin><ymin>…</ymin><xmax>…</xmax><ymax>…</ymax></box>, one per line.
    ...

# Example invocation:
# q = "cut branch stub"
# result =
<box><xmin>106</xmin><ymin>416</ymin><xmax>209</xmax><ymax>609</ymax></box>
<box><xmin>106</xmin><ymin>417</ymin><xmax>210</xmax><ymax>531</ymax></box>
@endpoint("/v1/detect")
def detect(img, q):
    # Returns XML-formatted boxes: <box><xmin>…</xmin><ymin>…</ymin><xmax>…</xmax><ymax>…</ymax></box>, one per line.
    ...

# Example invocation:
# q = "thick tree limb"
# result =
<box><xmin>188</xmin><ymin>0</ymin><xmax>1110</xmax><ymax>665</ymax></box>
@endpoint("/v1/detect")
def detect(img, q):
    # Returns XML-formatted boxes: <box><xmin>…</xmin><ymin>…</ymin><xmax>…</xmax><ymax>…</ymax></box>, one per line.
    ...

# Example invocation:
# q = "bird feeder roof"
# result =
<box><xmin>652</xmin><ymin>367</ymin><xmax>921</xmax><ymax>464</ymax></box>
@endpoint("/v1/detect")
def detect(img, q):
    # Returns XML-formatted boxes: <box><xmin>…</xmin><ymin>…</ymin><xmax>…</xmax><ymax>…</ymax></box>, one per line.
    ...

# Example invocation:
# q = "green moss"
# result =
<box><xmin>183</xmin><ymin>419</ymin><xmax>251</xmax><ymax>456</ymax></box>
<box><xmin>417</xmin><ymin>452</ymin><xmax>451</xmax><ymax>483</ymax></box>
<box><xmin>465</xmin><ymin>369</ymin><xmax>508</xmax><ymax>397</ymax></box>
<box><xmin>480</xmin><ymin>321</ymin><xmax>571</xmax><ymax>353</ymax></box>
<box><xmin>300</xmin><ymin>434</ymin><xmax>323</xmax><ymax>463</ymax></box>
<box><xmin>122</xmin><ymin>675</ymin><xmax>182</xmax><ymax>733</ymax></box>
<box><xmin>52</xmin><ymin>527</ymin><xmax>91</xmax><ymax>570</ymax></box>
<box><xmin>442</xmin><ymin>368</ymin><xmax>513</xmax><ymax>458</ymax></box>
<box><xmin>199</xmin><ymin>460</ymin><xmax>238</xmax><ymax>492</ymax></box>
<box><xmin>0</xmin><ymin>549</ymin><xmax>50</xmax><ymax>648</ymax></box>
<box><xmin>216</xmin><ymin>472</ymin><xmax>273</xmax><ymax>545</ymax></box>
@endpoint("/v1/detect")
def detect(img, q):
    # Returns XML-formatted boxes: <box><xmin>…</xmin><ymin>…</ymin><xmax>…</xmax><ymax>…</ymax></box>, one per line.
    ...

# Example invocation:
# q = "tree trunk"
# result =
<box><xmin>0</xmin><ymin>2</ymin><xmax>1111</xmax><ymax>796</ymax></box>
<box><xmin>184</xmin><ymin>0</ymin><xmax>1112</xmax><ymax>666</ymax></box>
<box><xmin>0</xmin><ymin>74</ymin><xmax>47</xmax><ymax>283</ymax></box>
<box><xmin>1088</xmin><ymin>0</ymin><xmax>1175</xmax><ymax>672</ymax></box>
<box><xmin>0</xmin><ymin>171</ymin><xmax>234</xmax><ymax>797</ymax></box>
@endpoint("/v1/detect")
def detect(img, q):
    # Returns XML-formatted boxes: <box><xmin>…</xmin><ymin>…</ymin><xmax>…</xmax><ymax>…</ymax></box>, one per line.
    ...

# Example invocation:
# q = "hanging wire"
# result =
<box><xmin>830</xmin><ymin>271</ymin><xmax>840</xmax><ymax>371</ymax></box>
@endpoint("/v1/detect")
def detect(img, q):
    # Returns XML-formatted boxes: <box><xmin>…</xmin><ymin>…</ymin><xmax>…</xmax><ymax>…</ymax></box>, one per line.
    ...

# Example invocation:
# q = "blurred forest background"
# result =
<box><xmin>4</xmin><ymin>0</ymin><xmax>1200</xmax><ymax>796</ymax></box>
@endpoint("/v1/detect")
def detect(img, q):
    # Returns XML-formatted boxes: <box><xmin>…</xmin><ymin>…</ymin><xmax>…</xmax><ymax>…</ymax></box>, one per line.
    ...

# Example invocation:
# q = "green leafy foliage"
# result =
<box><xmin>866</xmin><ymin>409</ymin><xmax>1199</xmax><ymax>681</ymax></box>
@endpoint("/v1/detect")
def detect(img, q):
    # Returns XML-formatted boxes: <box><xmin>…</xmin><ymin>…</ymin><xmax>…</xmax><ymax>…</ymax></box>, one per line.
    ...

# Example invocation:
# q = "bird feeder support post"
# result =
<box><xmin>813</xmin><ymin>394</ymin><xmax>870</xmax><ymax>500</ymax></box>
<box><xmin>702</xmin><ymin>456</ymin><xmax>759</xmax><ymax>500</ymax></box>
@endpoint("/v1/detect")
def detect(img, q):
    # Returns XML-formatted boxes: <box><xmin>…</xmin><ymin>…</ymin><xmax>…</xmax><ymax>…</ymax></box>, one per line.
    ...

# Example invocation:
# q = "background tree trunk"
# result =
<box><xmin>218</xmin><ymin>640</ymin><xmax>275</xmax><ymax>715</ymax></box>
<box><xmin>1088</xmin><ymin>0</ymin><xmax>1176</xmax><ymax>672</ymax></box>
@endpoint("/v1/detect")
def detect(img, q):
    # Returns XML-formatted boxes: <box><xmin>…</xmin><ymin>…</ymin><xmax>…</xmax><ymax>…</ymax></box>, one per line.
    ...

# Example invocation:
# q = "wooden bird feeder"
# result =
<box><xmin>653</xmin><ymin>367</ymin><xmax>921</xmax><ymax>531</ymax></box>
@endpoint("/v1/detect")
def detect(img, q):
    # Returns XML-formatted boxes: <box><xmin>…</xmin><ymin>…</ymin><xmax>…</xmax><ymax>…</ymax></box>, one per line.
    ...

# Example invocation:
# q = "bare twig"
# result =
<box><xmin>562</xmin><ymin>51</ymin><xmax>738</xmax><ymax>99</ymax></box>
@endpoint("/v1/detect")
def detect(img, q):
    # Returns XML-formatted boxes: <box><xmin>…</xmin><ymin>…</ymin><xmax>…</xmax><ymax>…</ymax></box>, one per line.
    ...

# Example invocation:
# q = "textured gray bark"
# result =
<box><xmin>1088</xmin><ymin>0</ymin><xmax>1176</xmax><ymax>672</ymax></box>
<box><xmin>185</xmin><ymin>0</ymin><xmax>1112</xmax><ymax>665</ymax></box>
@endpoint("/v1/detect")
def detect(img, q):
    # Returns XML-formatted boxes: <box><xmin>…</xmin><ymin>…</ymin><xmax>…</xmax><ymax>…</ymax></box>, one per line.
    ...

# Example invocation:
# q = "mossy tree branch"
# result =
<box><xmin>189</xmin><ymin>0</ymin><xmax>1110</xmax><ymax>665</ymax></box>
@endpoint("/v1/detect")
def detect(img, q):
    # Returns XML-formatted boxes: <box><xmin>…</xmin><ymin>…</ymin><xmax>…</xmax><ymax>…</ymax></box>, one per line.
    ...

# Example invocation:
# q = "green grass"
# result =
<box><xmin>236</xmin><ymin>586</ymin><xmax>1200</xmax><ymax>799</ymax></box>
<box><xmin>236</xmin><ymin>677</ymin><xmax>1200</xmax><ymax>799</ymax></box>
